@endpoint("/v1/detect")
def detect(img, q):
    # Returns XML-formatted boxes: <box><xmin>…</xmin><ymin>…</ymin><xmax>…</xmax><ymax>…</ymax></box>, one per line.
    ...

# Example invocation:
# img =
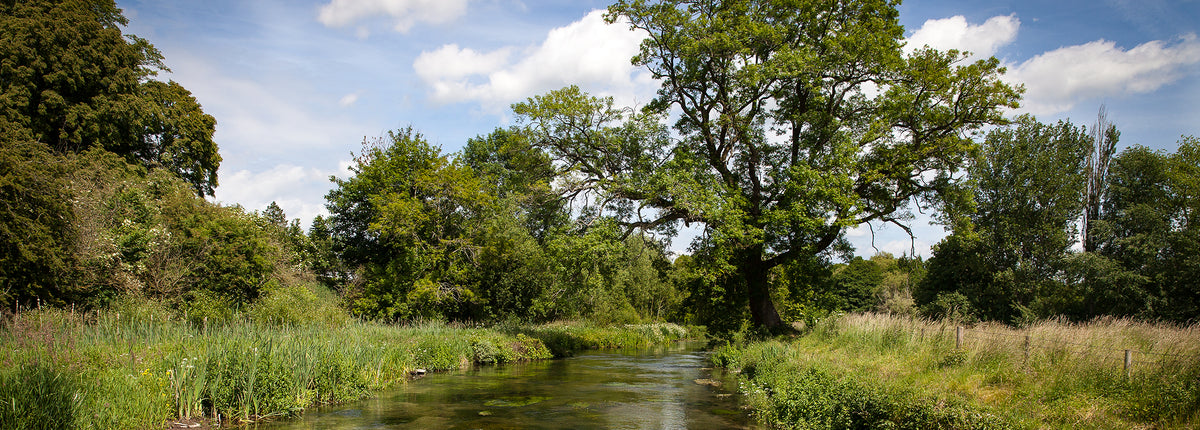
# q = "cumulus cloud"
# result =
<box><xmin>215</xmin><ymin>163</ymin><xmax>348</xmax><ymax>227</ymax></box>
<box><xmin>1009</xmin><ymin>34</ymin><xmax>1200</xmax><ymax>114</ymax></box>
<box><xmin>413</xmin><ymin>45</ymin><xmax>513</xmax><ymax>81</ymax></box>
<box><xmin>906</xmin><ymin>14</ymin><xmax>1020</xmax><ymax>62</ymax></box>
<box><xmin>907</xmin><ymin>15</ymin><xmax>1200</xmax><ymax>116</ymax></box>
<box><xmin>163</xmin><ymin>54</ymin><xmax>374</xmax><ymax>227</ymax></box>
<box><xmin>317</xmin><ymin>0</ymin><xmax>469</xmax><ymax>33</ymax></box>
<box><xmin>412</xmin><ymin>9</ymin><xmax>655</xmax><ymax>112</ymax></box>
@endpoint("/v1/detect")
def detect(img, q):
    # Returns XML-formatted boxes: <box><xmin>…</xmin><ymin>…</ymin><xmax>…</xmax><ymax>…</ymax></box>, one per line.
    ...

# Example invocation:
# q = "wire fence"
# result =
<box><xmin>954</xmin><ymin>326</ymin><xmax>1199</xmax><ymax>375</ymax></box>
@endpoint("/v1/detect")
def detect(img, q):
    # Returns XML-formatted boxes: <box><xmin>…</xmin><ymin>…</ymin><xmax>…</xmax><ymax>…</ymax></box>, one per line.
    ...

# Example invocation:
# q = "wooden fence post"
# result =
<box><xmin>956</xmin><ymin>326</ymin><xmax>963</xmax><ymax>349</ymax></box>
<box><xmin>1124</xmin><ymin>350</ymin><xmax>1133</xmax><ymax>378</ymax></box>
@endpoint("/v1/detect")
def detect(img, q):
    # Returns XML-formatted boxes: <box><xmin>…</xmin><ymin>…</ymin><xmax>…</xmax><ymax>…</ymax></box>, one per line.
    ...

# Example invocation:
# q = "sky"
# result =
<box><xmin>116</xmin><ymin>0</ymin><xmax>1200</xmax><ymax>259</ymax></box>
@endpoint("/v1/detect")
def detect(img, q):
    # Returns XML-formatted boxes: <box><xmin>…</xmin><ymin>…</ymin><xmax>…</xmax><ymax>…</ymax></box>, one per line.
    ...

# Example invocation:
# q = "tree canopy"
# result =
<box><xmin>0</xmin><ymin>0</ymin><xmax>220</xmax><ymax>195</ymax></box>
<box><xmin>515</xmin><ymin>0</ymin><xmax>1020</xmax><ymax>329</ymax></box>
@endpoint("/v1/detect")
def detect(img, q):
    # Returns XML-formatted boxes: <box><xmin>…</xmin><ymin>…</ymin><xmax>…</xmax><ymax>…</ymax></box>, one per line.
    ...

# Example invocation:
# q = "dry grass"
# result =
<box><xmin>722</xmin><ymin>312</ymin><xmax>1200</xmax><ymax>429</ymax></box>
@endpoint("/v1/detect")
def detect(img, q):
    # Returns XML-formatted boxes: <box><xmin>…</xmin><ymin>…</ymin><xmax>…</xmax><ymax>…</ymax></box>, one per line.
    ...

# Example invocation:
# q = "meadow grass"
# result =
<box><xmin>0</xmin><ymin>306</ymin><xmax>692</xmax><ymax>429</ymax></box>
<box><xmin>713</xmin><ymin>313</ymin><xmax>1200</xmax><ymax>429</ymax></box>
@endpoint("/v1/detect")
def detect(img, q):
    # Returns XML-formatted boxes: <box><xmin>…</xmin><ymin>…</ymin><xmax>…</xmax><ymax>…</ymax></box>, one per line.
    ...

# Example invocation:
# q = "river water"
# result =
<box><xmin>260</xmin><ymin>342</ymin><xmax>760</xmax><ymax>429</ymax></box>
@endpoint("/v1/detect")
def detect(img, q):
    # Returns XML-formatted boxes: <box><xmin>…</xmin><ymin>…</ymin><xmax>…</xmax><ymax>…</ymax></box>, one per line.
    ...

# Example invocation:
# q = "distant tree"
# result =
<box><xmin>325</xmin><ymin>129</ymin><xmax>490</xmax><ymax>320</ymax></box>
<box><xmin>920</xmin><ymin>116</ymin><xmax>1091</xmax><ymax>321</ymax></box>
<box><xmin>829</xmin><ymin>257</ymin><xmax>884</xmax><ymax>312</ymax></box>
<box><xmin>517</xmin><ymin>0</ymin><xmax>1019</xmax><ymax>330</ymax></box>
<box><xmin>1161</xmin><ymin>136</ymin><xmax>1200</xmax><ymax>319</ymax></box>
<box><xmin>1083</xmin><ymin>106</ymin><xmax>1118</xmax><ymax>253</ymax></box>
<box><xmin>462</xmin><ymin>128</ymin><xmax>567</xmax><ymax>242</ymax></box>
<box><xmin>261</xmin><ymin>202</ymin><xmax>287</xmax><ymax>228</ymax></box>
<box><xmin>1090</xmin><ymin>141</ymin><xmax>1200</xmax><ymax>321</ymax></box>
<box><xmin>1099</xmin><ymin>146</ymin><xmax>1173</xmax><ymax>276</ymax></box>
<box><xmin>132</xmin><ymin>80</ymin><xmax>221</xmax><ymax>196</ymax></box>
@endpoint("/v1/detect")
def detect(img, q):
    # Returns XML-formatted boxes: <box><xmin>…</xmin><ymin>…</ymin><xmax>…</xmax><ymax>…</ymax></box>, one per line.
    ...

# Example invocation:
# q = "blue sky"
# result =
<box><xmin>117</xmin><ymin>0</ymin><xmax>1200</xmax><ymax>258</ymax></box>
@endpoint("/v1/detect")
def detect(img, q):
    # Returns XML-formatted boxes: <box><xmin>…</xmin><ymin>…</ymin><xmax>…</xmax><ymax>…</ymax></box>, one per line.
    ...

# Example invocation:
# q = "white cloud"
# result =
<box><xmin>877</xmin><ymin>239</ymin><xmax>932</xmax><ymax>259</ymax></box>
<box><xmin>907</xmin><ymin>15</ymin><xmax>1200</xmax><ymax>117</ymax></box>
<box><xmin>317</xmin><ymin>0</ymin><xmax>470</xmax><ymax>33</ymax></box>
<box><xmin>1009</xmin><ymin>34</ymin><xmax>1200</xmax><ymax>115</ymax></box>
<box><xmin>906</xmin><ymin>14</ymin><xmax>1020</xmax><ymax>62</ymax></box>
<box><xmin>163</xmin><ymin>54</ymin><xmax>369</xmax><ymax>156</ymax></box>
<box><xmin>413</xmin><ymin>45</ymin><xmax>513</xmax><ymax>81</ymax></box>
<box><xmin>162</xmin><ymin>55</ymin><xmax>374</xmax><ymax>228</ymax></box>
<box><xmin>339</xmin><ymin>92</ymin><xmax>360</xmax><ymax>107</ymax></box>
<box><xmin>214</xmin><ymin>163</ymin><xmax>348</xmax><ymax>227</ymax></box>
<box><xmin>413</xmin><ymin>9</ymin><xmax>655</xmax><ymax>112</ymax></box>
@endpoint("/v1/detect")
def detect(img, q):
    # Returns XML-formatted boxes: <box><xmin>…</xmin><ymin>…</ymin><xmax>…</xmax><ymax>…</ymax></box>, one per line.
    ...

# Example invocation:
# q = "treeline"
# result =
<box><xmin>919</xmin><ymin>114</ymin><xmax>1200</xmax><ymax>324</ymax></box>
<box><xmin>311</xmin><ymin>127</ymin><xmax>685</xmax><ymax>323</ymax></box>
<box><xmin>4</xmin><ymin>0</ymin><xmax>1198</xmax><ymax>331</ymax></box>
<box><xmin>777</xmin><ymin>114</ymin><xmax>1200</xmax><ymax>325</ymax></box>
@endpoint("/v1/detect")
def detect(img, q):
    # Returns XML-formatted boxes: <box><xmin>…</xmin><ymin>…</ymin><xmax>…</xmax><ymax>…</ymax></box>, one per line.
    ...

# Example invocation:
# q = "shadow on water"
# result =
<box><xmin>257</xmin><ymin>341</ymin><xmax>759</xmax><ymax>429</ymax></box>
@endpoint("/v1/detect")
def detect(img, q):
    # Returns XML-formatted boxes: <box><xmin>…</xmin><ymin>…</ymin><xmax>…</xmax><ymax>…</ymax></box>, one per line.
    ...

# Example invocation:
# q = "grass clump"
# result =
<box><xmin>714</xmin><ymin>313</ymin><xmax>1200</xmax><ymax>429</ymax></box>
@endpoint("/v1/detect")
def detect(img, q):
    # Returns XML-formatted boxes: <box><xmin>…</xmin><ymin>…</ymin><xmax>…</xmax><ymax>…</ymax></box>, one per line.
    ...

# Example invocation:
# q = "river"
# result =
<box><xmin>259</xmin><ymin>341</ymin><xmax>760</xmax><ymax>429</ymax></box>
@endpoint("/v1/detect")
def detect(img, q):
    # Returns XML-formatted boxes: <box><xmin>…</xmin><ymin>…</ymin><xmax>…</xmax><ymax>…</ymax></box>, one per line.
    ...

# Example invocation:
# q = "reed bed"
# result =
<box><xmin>0</xmin><ymin>307</ymin><xmax>691</xmax><ymax>429</ymax></box>
<box><xmin>714</xmin><ymin>313</ymin><xmax>1200</xmax><ymax>429</ymax></box>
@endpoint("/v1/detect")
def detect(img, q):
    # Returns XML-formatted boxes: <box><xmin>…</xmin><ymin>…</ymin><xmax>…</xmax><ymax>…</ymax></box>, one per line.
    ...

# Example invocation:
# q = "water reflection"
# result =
<box><xmin>259</xmin><ymin>342</ymin><xmax>759</xmax><ymax>429</ymax></box>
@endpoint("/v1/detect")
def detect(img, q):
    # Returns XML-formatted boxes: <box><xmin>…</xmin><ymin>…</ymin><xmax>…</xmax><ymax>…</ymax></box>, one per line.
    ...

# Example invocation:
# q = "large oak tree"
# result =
<box><xmin>516</xmin><ymin>0</ymin><xmax>1020</xmax><ymax>329</ymax></box>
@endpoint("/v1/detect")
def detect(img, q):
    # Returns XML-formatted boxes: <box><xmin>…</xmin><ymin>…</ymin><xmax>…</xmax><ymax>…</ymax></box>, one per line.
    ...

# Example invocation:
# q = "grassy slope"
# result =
<box><xmin>713</xmin><ymin>313</ymin><xmax>1200</xmax><ymax>429</ymax></box>
<box><xmin>0</xmin><ymin>308</ymin><xmax>692</xmax><ymax>429</ymax></box>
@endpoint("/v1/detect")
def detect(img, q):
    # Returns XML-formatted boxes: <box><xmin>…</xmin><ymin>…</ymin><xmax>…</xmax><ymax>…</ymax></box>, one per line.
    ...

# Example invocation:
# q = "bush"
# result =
<box><xmin>180</xmin><ymin>289</ymin><xmax>236</xmax><ymax>326</ymax></box>
<box><xmin>920</xmin><ymin>292</ymin><xmax>978</xmax><ymax>324</ymax></box>
<box><xmin>248</xmin><ymin>281</ymin><xmax>348</xmax><ymax>327</ymax></box>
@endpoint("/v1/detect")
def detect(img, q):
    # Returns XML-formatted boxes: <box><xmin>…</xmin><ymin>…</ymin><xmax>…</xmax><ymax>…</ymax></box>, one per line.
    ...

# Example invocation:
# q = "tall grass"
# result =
<box><xmin>0</xmin><ymin>306</ymin><xmax>692</xmax><ymax>428</ymax></box>
<box><xmin>713</xmin><ymin>313</ymin><xmax>1200</xmax><ymax>429</ymax></box>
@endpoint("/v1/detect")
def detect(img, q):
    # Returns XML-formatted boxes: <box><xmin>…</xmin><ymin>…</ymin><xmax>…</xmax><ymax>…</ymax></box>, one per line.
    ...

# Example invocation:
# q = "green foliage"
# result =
<box><xmin>773</xmin><ymin>253</ymin><xmax>923</xmax><ymax>325</ymax></box>
<box><xmin>328</xmin><ymin>128</ymin><xmax>489</xmax><ymax>321</ymax></box>
<box><xmin>518</xmin><ymin>322</ymin><xmax>693</xmax><ymax>357</ymax></box>
<box><xmin>68</xmin><ymin>151</ymin><xmax>281</xmax><ymax>308</ymax></box>
<box><xmin>1</xmin><ymin>307</ymin><xmax>682</xmax><ymax>427</ymax></box>
<box><xmin>1088</xmin><ymin>137</ymin><xmax>1200</xmax><ymax>322</ymax></box>
<box><xmin>541</xmin><ymin>222</ymin><xmax>678</xmax><ymax>324</ymax></box>
<box><xmin>513</xmin><ymin>0</ymin><xmax>1019</xmax><ymax>330</ymax></box>
<box><xmin>728</xmin><ymin>341</ymin><xmax>1011</xmax><ymax>429</ymax></box>
<box><xmin>920</xmin><ymin>292</ymin><xmax>978</xmax><ymax>324</ymax></box>
<box><xmin>920</xmin><ymin>116</ymin><xmax>1092</xmax><ymax>322</ymax></box>
<box><xmin>326</xmin><ymin>125</ymin><xmax>684</xmax><ymax>325</ymax></box>
<box><xmin>180</xmin><ymin>289</ymin><xmax>236</xmax><ymax>325</ymax></box>
<box><xmin>248</xmin><ymin>282</ymin><xmax>350</xmax><ymax>327</ymax></box>
<box><xmin>0</xmin><ymin>0</ymin><xmax>219</xmax><ymax>195</ymax></box>
<box><xmin>0</xmin><ymin>141</ymin><xmax>76</xmax><ymax>309</ymax></box>
<box><xmin>133</xmin><ymin>80</ymin><xmax>221</xmax><ymax>196</ymax></box>
<box><xmin>715</xmin><ymin>313</ymin><xmax>1200</xmax><ymax>428</ymax></box>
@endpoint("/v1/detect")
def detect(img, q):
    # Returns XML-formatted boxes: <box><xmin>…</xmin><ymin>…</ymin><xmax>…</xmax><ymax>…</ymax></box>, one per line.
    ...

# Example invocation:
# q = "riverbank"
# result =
<box><xmin>711</xmin><ymin>313</ymin><xmax>1200</xmax><ymax>429</ymax></box>
<box><xmin>0</xmin><ymin>307</ymin><xmax>694</xmax><ymax>429</ymax></box>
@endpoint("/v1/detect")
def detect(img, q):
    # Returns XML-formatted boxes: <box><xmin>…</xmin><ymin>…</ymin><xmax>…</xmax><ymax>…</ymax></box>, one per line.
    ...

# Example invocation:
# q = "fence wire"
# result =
<box><xmin>960</xmin><ymin>327</ymin><xmax>1199</xmax><ymax>366</ymax></box>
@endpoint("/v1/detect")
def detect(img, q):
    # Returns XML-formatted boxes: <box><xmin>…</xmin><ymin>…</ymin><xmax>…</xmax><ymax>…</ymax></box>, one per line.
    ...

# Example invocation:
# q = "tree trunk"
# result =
<box><xmin>744</xmin><ymin>252</ymin><xmax>784</xmax><ymax>329</ymax></box>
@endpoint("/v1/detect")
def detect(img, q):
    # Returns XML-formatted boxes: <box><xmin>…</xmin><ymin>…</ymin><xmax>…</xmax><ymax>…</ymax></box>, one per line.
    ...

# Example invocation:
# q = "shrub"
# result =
<box><xmin>248</xmin><ymin>281</ymin><xmax>348</xmax><ymax>327</ymax></box>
